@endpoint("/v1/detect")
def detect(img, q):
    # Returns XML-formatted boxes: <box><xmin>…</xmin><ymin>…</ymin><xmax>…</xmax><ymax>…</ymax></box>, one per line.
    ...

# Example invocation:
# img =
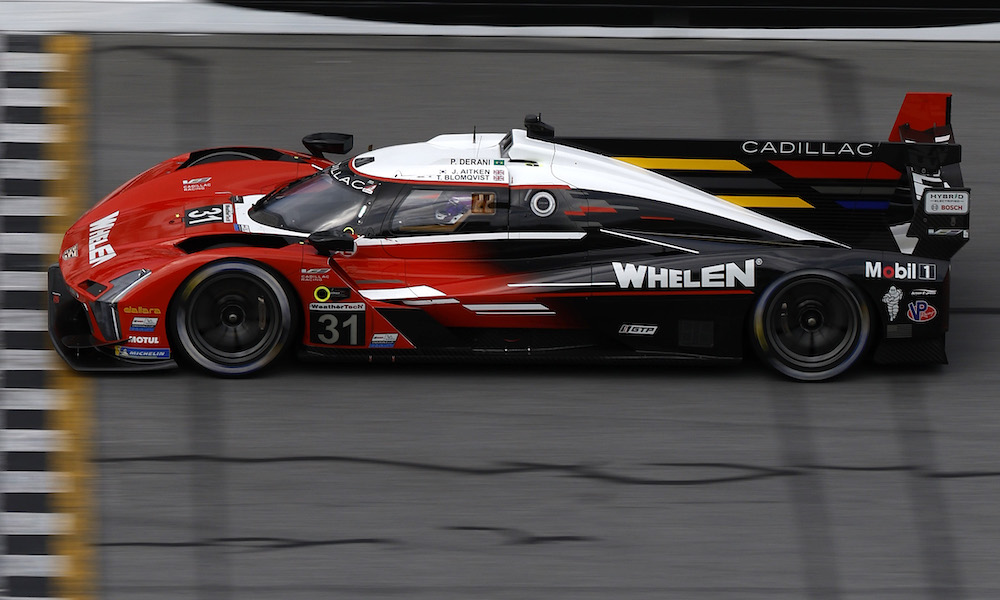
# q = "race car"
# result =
<box><xmin>48</xmin><ymin>93</ymin><xmax>969</xmax><ymax>380</ymax></box>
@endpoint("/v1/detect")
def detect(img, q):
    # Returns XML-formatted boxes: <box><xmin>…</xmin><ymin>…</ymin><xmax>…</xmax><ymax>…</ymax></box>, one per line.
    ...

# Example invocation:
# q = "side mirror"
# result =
<box><xmin>308</xmin><ymin>229</ymin><xmax>355</xmax><ymax>256</ymax></box>
<box><xmin>302</xmin><ymin>132</ymin><xmax>354</xmax><ymax>158</ymax></box>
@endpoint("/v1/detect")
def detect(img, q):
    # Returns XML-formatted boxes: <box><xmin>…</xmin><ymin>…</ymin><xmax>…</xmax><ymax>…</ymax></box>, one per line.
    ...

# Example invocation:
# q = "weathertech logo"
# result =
<box><xmin>612</xmin><ymin>259</ymin><xmax>756</xmax><ymax>290</ymax></box>
<box><xmin>865</xmin><ymin>261</ymin><xmax>936</xmax><ymax>281</ymax></box>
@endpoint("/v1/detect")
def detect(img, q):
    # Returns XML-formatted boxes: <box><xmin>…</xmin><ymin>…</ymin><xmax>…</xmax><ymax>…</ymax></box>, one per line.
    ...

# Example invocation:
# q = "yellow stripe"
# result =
<box><xmin>45</xmin><ymin>34</ymin><xmax>95</xmax><ymax>600</ymax></box>
<box><xmin>719</xmin><ymin>195</ymin><xmax>814</xmax><ymax>208</ymax></box>
<box><xmin>615</xmin><ymin>157</ymin><xmax>751</xmax><ymax>171</ymax></box>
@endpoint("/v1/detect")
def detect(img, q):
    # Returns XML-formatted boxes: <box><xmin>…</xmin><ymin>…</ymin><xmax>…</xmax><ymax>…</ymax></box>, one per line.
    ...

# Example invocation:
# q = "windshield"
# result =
<box><xmin>248</xmin><ymin>166</ymin><xmax>377</xmax><ymax>233</ymax></box>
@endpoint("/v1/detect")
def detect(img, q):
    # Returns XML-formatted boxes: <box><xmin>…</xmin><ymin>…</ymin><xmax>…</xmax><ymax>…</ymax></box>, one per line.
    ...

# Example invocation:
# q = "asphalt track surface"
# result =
<box><xmin>87</xmin><ymin>36</ymin><xmax>1000</xmax><ymax>599</ymax></box>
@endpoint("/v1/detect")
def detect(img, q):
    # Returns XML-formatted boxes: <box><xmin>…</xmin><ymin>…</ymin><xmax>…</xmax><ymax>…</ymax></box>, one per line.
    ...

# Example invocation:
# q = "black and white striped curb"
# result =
<box><xmin>2</xmin><ymin>33</ymin><xmax>73</xmax><ymax>600</ymax></box>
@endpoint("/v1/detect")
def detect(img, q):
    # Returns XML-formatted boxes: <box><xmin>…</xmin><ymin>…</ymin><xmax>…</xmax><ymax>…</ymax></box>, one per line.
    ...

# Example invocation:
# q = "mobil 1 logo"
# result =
<box><xmin>864</xmin><ymin>261</ymin><xmax>936</xmax><ymax>281</ymax></box>
<box><xmin>309</xmin><ymin>302</ymin><xmax>365</xmax><ymax>346</ymax></box>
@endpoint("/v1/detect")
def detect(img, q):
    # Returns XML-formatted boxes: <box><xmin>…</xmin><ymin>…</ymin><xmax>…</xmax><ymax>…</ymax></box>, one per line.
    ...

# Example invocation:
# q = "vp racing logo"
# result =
<box><xmin>612</xmin><ymin>259</ymin><xmax>756</xmax><ymax>290</ymax></box>
<box><xmin>907</xmin><ymin>300</ymin><xmax>937</xmax><ymax>323</ymax></box>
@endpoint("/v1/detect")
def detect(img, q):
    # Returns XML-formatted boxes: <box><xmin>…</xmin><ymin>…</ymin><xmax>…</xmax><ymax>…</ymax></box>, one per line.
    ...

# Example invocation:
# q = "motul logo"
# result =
<box><xmin>864</xmin><ymin>261</ymin><xmax>936</xmax><ymax>281</ymax></box>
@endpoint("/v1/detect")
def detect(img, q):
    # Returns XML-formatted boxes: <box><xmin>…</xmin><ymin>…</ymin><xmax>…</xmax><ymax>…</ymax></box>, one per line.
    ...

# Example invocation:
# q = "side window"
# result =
<box><xmin>390</xmin><ymin>188</ymin><xmax>500</xmax><ymax>234</ymax></box>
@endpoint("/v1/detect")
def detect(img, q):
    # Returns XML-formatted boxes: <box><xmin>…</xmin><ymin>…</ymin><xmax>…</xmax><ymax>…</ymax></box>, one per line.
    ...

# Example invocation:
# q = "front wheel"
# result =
<box><xmin>172</xmin><ymin>261</ymin><xmax>295</xmax><ymax>376</ymax></box>
<box><xmin>752</xmin><ymin>270</ymin><xmax>870</xmax><ymax>381</ymax></box>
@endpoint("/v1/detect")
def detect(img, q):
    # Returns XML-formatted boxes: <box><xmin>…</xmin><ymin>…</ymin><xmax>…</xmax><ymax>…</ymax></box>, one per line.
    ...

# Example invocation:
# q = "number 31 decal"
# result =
<box><xmin>309</xmin><ymin>306</ymin><xmax>365</xmax><ymax>346</ymax></box>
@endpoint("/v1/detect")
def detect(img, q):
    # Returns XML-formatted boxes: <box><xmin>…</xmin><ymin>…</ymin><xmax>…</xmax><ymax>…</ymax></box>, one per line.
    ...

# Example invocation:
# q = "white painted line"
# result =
<box><xmin>0</xmin><ymin>158</ymin><xmax>67</xmax><ymax>180</ymax></box>
<box><xmin>2</xmin><ymin>2</ymin><xmax>1000</xmax><ymax>39</ymax></box>
<box><xmin>0</xmin><ymin>86</ymin><xmax>65</xmax><ymax>107</ymax></box>
<box><xmin>0</xmin><ymin>387</ymin><xmax>69</xmax><ymax>410</ymax></box>
<box><xmin>0</xmin><ymin>348</ymin><xmax>58</xmax><ymax>371</ymax></box>
<box><xmin>0</xmin><ymin>197</ymin><xmax>62</xmax><ymax>216</ymax></box>
<box><xmin>0</xmin><ymin>122</ymin><xmax>66</xmax><ymax>144</ymax></box>
<box><xmin>0</xmin><ymin>429</ymin><xmax>67</xmax><ymax>453</ymax></box>
<box><xmin>0</xmin><ymin>310</ymin><xmax>48</xmax><ymax>331</ymax></box>
<box><xmin>0</xmin><ymin>471</ymin><xmax>68</xmax><ymax>493</ymax></box>
<box><xmin>0</xmin><ymin>51</ymin><xmax>67</xmax><ymax>72</ymax></box>
<box><xmin>0</xmin><ymin>232</ymin><xmax>61</xmax><ymax>254</ymax></box>
<box><xmin>0</xmin><ymin>554</ymin><xmax>69</xmax><ymax>578</ymax></box>
<box><xmin>0</xmin><ymin>512</ymin><xmax>73</xmax><ymax>536</ymax></box>
<box><xmin>0</xmin><ymin>271</ymin><xmax>48</xmax><ymax>291</ymax></box>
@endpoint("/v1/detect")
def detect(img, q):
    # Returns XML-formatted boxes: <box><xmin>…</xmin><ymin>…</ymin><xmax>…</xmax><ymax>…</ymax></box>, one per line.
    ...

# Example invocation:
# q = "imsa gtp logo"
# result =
<box><xmin>619</xmin><ymin>324</ymin><xmax>658</xmax><ymax>336</ymax></box>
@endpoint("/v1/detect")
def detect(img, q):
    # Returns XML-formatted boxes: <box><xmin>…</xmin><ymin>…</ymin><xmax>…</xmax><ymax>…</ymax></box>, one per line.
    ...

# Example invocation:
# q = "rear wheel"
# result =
<box><xmin>172</xmin><ymin>261</ymin><xmax>295</xmax><ymax>376</ymax></box>
<box><xmin>752</xmin><ymin>271</ymin><xmax>870</xmax><ymax>381</ymax></box>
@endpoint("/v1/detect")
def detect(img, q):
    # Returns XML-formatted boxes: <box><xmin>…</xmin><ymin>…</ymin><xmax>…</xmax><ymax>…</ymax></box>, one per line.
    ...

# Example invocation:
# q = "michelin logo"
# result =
<box><xmin>612</xmin><ymin>259</ymin><xmax>756</xmax><ymax>289</ymax></box>
<box><xmin>115</xmin><ymin>346</ymin><xmax>170</xmax><ymax>359</ymax></box>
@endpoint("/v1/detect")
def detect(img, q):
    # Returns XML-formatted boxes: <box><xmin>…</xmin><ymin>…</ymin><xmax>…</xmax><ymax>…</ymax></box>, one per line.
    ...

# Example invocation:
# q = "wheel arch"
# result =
<box><xmin>166</xmin><ymin>257</ymin><xmax>304</xmax><ymax>375</ymax></box>
<box><xmin>750</xmin><ymin>268</ymin><xmax>873</xmax><ymax>381</ymax></box>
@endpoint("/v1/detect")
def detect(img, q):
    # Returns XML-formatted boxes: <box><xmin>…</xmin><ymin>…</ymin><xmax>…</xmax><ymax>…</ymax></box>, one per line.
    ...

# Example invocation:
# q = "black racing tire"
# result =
<box><xmin>752</xmin><ymin>270</ymin><xmax>870</xmax><ymax>381</ymax></box>
<box><xmin>172</xmin><ymin>261</ymin><xmax>295</xmax><ymax>376</ymax></box>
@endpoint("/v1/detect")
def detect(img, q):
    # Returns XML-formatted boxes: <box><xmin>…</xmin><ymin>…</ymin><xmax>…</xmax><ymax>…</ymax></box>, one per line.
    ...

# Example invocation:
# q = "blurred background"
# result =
<box><xmin>2</xmin><ymin>2</ymin><xmax>1000</xmax><ymax>599</ymax></box>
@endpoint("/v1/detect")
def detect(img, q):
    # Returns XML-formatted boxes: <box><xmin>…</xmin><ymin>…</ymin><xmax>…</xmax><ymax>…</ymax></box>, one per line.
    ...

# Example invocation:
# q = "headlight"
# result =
<box><xmin>91</xmin><ymin>269</ymin><xmax>152</xmax><ymax>341</ymax></box>
<box><xmin>101</xmin><ymin>269</ymin><xmax>152</xmax><ymax>304</ymax></box>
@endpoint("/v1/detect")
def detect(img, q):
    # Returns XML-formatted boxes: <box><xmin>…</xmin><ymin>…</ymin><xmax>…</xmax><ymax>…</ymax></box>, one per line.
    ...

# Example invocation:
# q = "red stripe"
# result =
<box><xmin>581</xmin><ymin>206</ymin><xmax>617</xmax><ymax>213</ymax></box>
<box><xmin>769</xmin><ymin>160</ymin><xmax>901</xmax><ymax>180</ymax></box>
<box><xmin>563</xmin><ymin>210</ymin><xmax>585</xmax><ymax>216</ymax></box>
<box><xmin>640</xmin><ymin>215</ymin><xmax>675</xmax><ymax>221</ymax></box>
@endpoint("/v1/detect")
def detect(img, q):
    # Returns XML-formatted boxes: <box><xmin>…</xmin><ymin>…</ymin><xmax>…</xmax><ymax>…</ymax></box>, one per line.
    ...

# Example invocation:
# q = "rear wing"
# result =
<box><xmin>539</xmin><ymin>93</ymin><xmax>968</xmax><ymax>259</ymax></box>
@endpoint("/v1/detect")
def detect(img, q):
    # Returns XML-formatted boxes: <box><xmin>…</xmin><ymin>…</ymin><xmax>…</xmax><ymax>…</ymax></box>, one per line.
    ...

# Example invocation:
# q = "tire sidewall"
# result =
<box><xmin>752</xmin><ymin>269</ymin><xmax>871</xmax><ymax>381</ymax></box>
<box><xmin>171</xmin><ymin>260</ymin><xmax>294</xmax><ymax>376</ymax></box>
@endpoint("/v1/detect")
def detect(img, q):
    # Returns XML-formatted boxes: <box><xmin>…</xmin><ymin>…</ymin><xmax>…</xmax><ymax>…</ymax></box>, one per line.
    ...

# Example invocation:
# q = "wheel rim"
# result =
<box><xmin>760</xmin><ymin>275</ymin><xmax>866</xmax><ymax>376</ymax></box>
<box><xmin>176</xmin><ymin>263</ymin><xmax>291</xmax><ymax>374</ymax></box>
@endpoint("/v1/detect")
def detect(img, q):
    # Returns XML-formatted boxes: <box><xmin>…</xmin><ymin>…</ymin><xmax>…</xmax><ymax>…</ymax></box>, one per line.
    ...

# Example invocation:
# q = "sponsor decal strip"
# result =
<box><xmin>836</xmin><ymin>200</ymin><xmax>890</xmax><ymax>210</ymax></box>
<box><xmin>769</xmin><ymin>160</ymin><xmax>901</xmax><ymax>180</ymax></box>
<box><xmin>358</xmin><ymin>285</ymin><xmax>445</xmax><ymax>301</ymax></box>
<box><xmin>718</xmin><ymin>195</ymin><xmax>813</xmax><ymax>208</ymax></box>
<box><xmin>615</xmin><ymin>157</ymin><xmax>751</xmax><ymax>172</ymax></box>
<box><xmin>464</xmin><ymin>303</ymin><xmax>554</xmax><ymax>316</ymax></box>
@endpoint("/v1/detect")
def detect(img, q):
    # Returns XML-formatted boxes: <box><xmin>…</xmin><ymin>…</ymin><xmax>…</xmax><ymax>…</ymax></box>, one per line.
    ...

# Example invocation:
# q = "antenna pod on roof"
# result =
<box><xmin>524</xmin><ymin>113</ymin><xmax>554</xmax><ymax>139</ymax></box>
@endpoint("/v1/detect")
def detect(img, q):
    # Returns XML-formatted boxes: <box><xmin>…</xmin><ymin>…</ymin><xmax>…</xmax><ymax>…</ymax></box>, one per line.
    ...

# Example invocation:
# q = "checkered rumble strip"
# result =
<box><xmin>2</xmin><ymin>33</ymin><xmax>93</xmax><ymax>600</ymax></box>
